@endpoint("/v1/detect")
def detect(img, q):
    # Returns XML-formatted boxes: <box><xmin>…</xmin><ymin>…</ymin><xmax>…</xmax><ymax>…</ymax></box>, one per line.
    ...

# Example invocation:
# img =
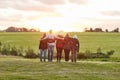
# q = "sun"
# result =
<box><xmin>25</xmin><ymin>3</ymin><xmax>87</xmax><ymax>32</ymax></box>
<box><xmin>27</xmin><ymin>16</ymin><xmax>75</xmax><ymax>32</ymax></box>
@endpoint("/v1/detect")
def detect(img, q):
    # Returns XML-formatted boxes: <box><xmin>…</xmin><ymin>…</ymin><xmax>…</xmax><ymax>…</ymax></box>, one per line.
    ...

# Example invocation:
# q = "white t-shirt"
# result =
<box><xmin>43</xmin><ymin>34</ymin><xmax>57</xmax><ymax>46</ymax></box>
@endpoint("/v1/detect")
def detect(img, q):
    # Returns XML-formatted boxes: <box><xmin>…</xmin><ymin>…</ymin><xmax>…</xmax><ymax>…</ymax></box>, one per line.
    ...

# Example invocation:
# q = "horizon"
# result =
<box><xmin>0</xmin><ymin>0</ymin><xmax>120</xmax><ymax>32</ymax></box>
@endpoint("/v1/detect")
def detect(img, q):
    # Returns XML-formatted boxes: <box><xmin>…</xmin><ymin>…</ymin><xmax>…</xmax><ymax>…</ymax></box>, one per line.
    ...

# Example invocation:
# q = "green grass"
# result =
<box><xmin>0</xmin><ymin>32</ymin><xmax>120</xmax><ymax>57</ymax></box>
<box><xmin>0</xmin><ymin>56</ymin><xmax>120</xmax><ymax>80</ymax></box>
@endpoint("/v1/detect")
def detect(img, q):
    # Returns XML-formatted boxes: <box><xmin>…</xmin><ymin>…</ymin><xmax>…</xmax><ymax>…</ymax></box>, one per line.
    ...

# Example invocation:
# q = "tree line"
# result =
<box><xmin>1</xmin><ymin>26</ymin><xmax>39</xmax><ymax>32</ymax></box>
<box><xmin>84</xmin><ymin>27</ymin><xmax>119</xmax><ymax>32</ymax></box>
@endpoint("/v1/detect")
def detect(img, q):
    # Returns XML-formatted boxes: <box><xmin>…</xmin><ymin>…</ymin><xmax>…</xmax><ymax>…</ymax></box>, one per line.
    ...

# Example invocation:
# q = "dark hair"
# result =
<box><xmin>65</xmin><ymin>33</ymin><xmax>69</xmax><ymax>37</ymax></box>
<box><xmin>42</xmin><ymin>33</ymin><xmax>46</xmax><ymax>38</ymax></box>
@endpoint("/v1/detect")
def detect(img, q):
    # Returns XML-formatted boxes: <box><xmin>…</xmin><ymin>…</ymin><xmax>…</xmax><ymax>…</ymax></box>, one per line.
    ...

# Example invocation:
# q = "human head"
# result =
<box><xmin>65</xmin><ymin>33</ymin><xmax>70</xmax><ymax>37</ymax></box>
<box><xmin>42</xmin><ymin>32</ymin><xmax>46</xmax><ymax>38</ymax></box>
<box><xmin>58</xmin><ymin>31</ymin><xmax>62</xmax><ymax>36</ymax></box>
<box><xmin>49</xmin><ymin>29</ymin><xmax>53</xmax><ymax>34</ymax></box>
<box><xmin>73</xmin><ymin>35</ymin><xmax>78</xmax><ymax>39</ymax></box>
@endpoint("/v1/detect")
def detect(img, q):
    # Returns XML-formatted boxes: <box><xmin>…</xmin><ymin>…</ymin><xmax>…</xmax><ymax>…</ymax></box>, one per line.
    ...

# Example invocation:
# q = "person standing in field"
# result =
<box><xmin>63</xmin><ymin>33</ymin><xmax>72</xmax><ymax>62</ymax></box>
<box><xmin>56</xmin><ymin>31</ymin><xmax>64</xmax><ymax>62</ymax></box>
<box><xmin>39</xmin><ymin>33</ymin><xmax>48</xmax><ymax>62</ymax></box>
<box><xmin>71</xmin><ymin>35</ymin><xmax>79</xmax><ymax>62</ymax></box>
<box><xmin>42</xmin><ymin>29</ymin><xmax>57</xmax><ymax>62</ymax></box>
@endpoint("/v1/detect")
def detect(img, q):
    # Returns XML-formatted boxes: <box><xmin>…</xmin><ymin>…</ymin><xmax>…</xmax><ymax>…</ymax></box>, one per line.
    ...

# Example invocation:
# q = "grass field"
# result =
<box><xmin>0</xmin><ymin>32</ymin><xmax>120</xmax><ymax>80</ymax></box>
<box><xmin>0</xmin><ymin>32</ymin><xmax>120</xmax><ymax>57</ymax></box>
<box><xmin>0</xmin><ymin>56</ymin><xmax>120</xmax><ymax>80</ymax></box>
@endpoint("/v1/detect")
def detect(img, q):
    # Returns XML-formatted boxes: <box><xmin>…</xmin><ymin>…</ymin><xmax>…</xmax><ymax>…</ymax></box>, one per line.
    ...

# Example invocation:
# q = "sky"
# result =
<box><xmin>0</xmin><ymin>0</ymin><xmax>120</xmax><ymax>32</ymax></box>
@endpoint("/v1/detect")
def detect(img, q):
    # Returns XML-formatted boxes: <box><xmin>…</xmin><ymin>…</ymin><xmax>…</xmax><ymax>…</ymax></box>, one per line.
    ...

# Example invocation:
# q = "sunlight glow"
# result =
<box><xmin>9</xmin><ymin>0</ymin><xmax>119</xmax><ymax>32</ymax></box>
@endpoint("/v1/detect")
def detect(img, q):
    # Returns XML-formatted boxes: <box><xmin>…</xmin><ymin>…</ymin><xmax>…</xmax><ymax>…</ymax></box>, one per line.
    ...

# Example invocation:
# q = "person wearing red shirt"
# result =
<box><xmin>63</xmin><ymin>33</ymin><xmax>72</xmax><ymax>62</ymax></box>
<box><xmin>56</xmin><ymin>32</ymin><xmax>64</xmax><ymax>62</ymax></box>
<box><xmin>39</xmin><ymin>33</ymin><xmax>48</xmax><ymax>62</ymax></box>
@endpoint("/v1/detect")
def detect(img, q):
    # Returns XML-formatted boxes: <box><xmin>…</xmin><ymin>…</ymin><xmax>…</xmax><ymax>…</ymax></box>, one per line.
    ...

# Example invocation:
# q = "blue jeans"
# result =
<box><xmin>40</xmin><ymin>49</ymin><xmax>47</xmax><ymax>61</ymax></box>
<box><xmin>48</xmin><ymin>45</ymin><xmax>54</xmax><ymax>62</ymax></box>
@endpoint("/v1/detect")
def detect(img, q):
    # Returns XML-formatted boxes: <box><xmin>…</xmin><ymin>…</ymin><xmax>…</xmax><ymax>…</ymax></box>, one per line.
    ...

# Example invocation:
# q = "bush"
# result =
<box><xmin>17</xmin><ymin>46</ymin><xmax>24</xmax><ymax>57</ymax></box>
<box><xmin>1</xmin><ymin>44</ymin><xmax>10</xmax><ymax>55</ymax></box>
<box><xmin>0</xmin><ymin>42</ymin><xmax>2</xmax><ymax>53</ymax></box>
<box><xmin>97</xmin><ymin>48</ymin><xmax>103</xmax><ymax>54</ymax></box>
<box><xmin>0</xmin><ymin>44</ymin><xmax>24</xmax><ymax>56</ymax></box>
<box><xmin>77</xmin><ymin>48</ymin><xmax>114</xmax><ymax>59</ymax></box>
<box><xmin>24</xmin><ymin>47</ymin><xmax>38</xmax><ymax>58</ymax></box>
<box><xmin>0</xmin><ymin>42</ymin><xmax>2</xmax><ymax>46</ymax></box>
<box><xmin>92</xmin><ymin>53</ymin><xmax>109</xmax><ymax>58</ymax></box>
<box><xmin>107</xmin><ymin>50</ymin><xmax>115</xmax><ymax>56</ymax></box>
<box><xmin>10</xmin><ymin>46</ymin><xmax>18</xmax><ymax>56</ymax></box>
<box><xmin>77</xmin><ymin>52</ymin><xmax>87</xmax><ymax>59</ymax></box>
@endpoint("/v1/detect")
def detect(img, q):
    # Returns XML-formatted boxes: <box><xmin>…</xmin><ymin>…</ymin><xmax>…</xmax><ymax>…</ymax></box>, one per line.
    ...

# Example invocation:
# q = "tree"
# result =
<box><xmin>94</xmin><ymin>28</ymin><xmax>103</xmax><ymax>32</ymax></box>
<box><xmin>105</xmin><ymin>29</ymin><xmax>109</xmax><ymax>32</ymax></box>
<box><xmin>111</xmin><ymin>28</ymin><xmax>119</xmax><ymax>32</ymax></box>
<box><xmin>90</xmin><ymin>28</ymin><xmax>93</xmax><ymax>32</ymax></box>
<box><xmin>6</xmin><ymin>26</ymin><xmax>16</xmax><ymax>32</ymax></box>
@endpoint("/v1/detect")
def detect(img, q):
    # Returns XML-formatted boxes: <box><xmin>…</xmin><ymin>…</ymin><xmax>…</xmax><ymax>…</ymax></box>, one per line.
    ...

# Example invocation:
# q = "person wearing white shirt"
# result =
<box><xmin>42</xmin><ymin>30</ymin><xmax>57</xmax><ymax>62</ymax></box>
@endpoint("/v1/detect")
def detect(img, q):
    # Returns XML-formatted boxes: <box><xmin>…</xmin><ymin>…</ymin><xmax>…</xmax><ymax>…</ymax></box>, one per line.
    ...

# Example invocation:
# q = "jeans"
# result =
<box><xmin>71</xmin><ymin>49</ymin><xmax>77</xmax><ymax>62</ymax></box>
<box><xmin>40</xmin><ymin>49</ymin><xmax>47</xmax><ymax>61</ymax></box>
<box><xmin>48</xmin><ymin>45</ymin><xmax>54</xmax><ymax>62</ymax></box>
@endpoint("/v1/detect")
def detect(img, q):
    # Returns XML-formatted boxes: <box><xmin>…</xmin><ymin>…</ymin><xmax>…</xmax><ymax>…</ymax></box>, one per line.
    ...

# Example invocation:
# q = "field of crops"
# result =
<box><xmin>0</xmin><ymin>32</ymin><xmax>120</xmax><ymax>57</ymax></box>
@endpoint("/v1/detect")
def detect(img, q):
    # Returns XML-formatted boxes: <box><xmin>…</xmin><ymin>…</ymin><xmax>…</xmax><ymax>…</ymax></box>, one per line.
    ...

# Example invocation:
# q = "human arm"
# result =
<box><xmin>77</xmin><ymin>39</ymin><xmax>80</xmax><ymax>52</ymax></box>
<box><xmin>41</xmin><ymin>35</ymin><xmax>48</xmax><ymax>40</ymax></box>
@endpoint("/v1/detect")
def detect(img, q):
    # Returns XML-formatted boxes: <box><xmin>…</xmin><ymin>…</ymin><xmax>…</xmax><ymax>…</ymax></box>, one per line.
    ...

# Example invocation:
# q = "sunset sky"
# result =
<box><xmin>0</xmin><ymin>0</ymin><xmax>120</xmax><ymax>32</ymax></box>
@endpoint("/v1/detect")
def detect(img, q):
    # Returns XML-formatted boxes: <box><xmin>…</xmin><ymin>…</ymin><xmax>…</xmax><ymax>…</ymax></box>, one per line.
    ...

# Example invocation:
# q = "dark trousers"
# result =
<box><xmin>56</xmin><ymin>48</ymin><xmax>63</xmax><ymax>62</ymax></box>
<box><xmin>64</xmin><ymin>49</ymin><xmax>70</xmax><ymax>61</ymax></box>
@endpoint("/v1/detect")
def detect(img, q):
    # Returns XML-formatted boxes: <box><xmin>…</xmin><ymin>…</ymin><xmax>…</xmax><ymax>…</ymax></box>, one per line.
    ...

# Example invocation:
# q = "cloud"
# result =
<box><xmin>69</xmin><ymin>0</ymin><xmax>88</xmax><ymax>5</ymax></box>
<box><xmin>0</xmin><ymin>14</ymin><xmax>23</xmax><ymax>22</ymax></box>
<box><xmin>36</xmin><ymin>0</ymin><xmax>65</xmax><ymax>5</ymax></box>
<box><xmin>101</xmin><ymin>11</ymin><xmax>120</xmax><ymax>16</ymax></box>
<box><xmin>0</xmin><ymin>0</ymin><xmax>55</xmax><ymax>12</ymax></box>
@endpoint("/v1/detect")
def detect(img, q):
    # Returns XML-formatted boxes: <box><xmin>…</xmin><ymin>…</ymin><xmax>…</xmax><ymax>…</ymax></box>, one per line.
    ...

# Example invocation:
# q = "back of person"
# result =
<box><xmin>56</xmin><ymin>35</ymin><xmax>64</xmax><ymax>48</ymax></box>
<box><xmin>71</xmin><ymin>38</ymin><xmax>79</xmax><ymax>52</ymax></box>
<box><xmin>39</xmin><ymin>38</ymin><xmax>48</xmax><ymax>50</ymax></box>
<box><xmin>39</xmin><ymin>33</ymin><xmax>48</xmax><ymax>62</ymax></box>
<box><xmin>71</xmin><ymin>35</ymin><xmax>79</xmax><ymax>62</ymax></box>
<box><xmin>63</xmin><ymin>37</ymin><xmax>72</xmax><ymax>50</ymax></box>
<box><xmin>63</xmin><ymin>33</ymin><xmax>72</xmax><ymax>62</ymax></box>
<box><xmin>47</xmin><ymin>34</ymin><xmax>56</xmax><ymax>43</ymax></box>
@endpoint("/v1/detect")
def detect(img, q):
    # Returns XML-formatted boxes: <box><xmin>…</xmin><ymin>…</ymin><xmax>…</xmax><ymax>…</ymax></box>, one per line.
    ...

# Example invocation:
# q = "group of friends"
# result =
<box><xmin>39</xmin><ymin>30</ymin><xmax>80</xmax><ymax>62</ymax></box>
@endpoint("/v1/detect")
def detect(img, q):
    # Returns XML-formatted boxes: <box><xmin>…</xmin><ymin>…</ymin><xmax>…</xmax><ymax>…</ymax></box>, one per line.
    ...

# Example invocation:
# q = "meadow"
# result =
<box><xmin>0</xmin><ymin>56</ymin><xmax>120</xmax><ymax>80</ymax></box>
<box><xmin>0</xmin><ymin>32</ymin><xmax>120</xmax><ymax>57</ymax></box>
<box><xmin>0</xmin><ymin>32</ymin><xmax>120</xmax><ymax>80</ymax></box>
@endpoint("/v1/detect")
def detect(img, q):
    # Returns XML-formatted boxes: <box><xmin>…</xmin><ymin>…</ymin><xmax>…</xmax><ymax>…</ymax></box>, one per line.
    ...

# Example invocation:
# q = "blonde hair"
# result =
<box><xmin>73</xmin><ymin>35</ymin><xmax>78</xmax><ymax>39</ymax></box>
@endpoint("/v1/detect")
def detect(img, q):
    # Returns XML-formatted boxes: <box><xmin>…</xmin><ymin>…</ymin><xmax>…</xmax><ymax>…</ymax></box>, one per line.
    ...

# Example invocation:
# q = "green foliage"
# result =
<box><xmin>77</xmin><ymin>52</ymin><xmax>87</xmax><ymax>59</ymax></box>
<box><xmin>77</xmin><ymin>48</ymin><xmax>114</xmax><ymax>59</ymax></box>
<box><xmin>0</xmin><ymin>41</ymin><xmax>2</xmax><ymax>53</ymax></box>
<box><xmin>0</xmin><ymin>43</ymin><xmax>38</xmax><ymax>58</ymax></box>
<box><xmin>10</xmin><ymin>46</ymin><xmax>18</xmax><ymax>56</ymax></box>
<box><xmin>17</xmin><ymin>46</ymin><xmax>24</xmax><ymax>56</ymax></box>
<box><xmin>0</xmin><ymin>44</ymin><xmax>24</xmax><ymax>56</ymax></box>
<box><xmin>1</xmin><ymin>44</ymin><xmax>10</xmax><ymax>55</ymax></box>
<box><xmin>97</xmin><ymin>47</ymin><xmax>103</xmax><ymax>54</ymax></box>
<box><xmin>24</xmin><ymin>47</ymin><xmax>38</xmax><ymax>58</ymax></box>
<box><xmin>107</xmin><ymin>50</ymin><xmax>115</xmax><ymax>56</ymax></box>
<box><xmin>0</xmin><ymin>41</ymin><xmax>2</xmax><ymax>46</ymax></box>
